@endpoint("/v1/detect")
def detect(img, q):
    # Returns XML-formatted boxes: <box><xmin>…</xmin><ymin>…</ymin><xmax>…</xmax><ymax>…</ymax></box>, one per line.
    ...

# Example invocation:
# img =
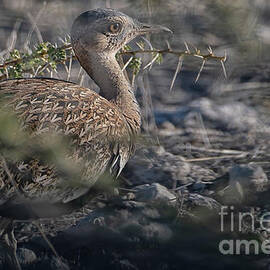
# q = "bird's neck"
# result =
<box><xmin>75</xmin><ymin>48</ymin><xmax>141</xmax><ymax>132</ymax></box>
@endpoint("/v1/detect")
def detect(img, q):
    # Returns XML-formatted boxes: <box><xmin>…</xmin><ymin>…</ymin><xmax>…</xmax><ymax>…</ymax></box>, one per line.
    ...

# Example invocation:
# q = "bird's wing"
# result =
<box><xmin>0</xmin><ymin>78</ymin><xmax>133</xmax><ymax>203</ymax></box>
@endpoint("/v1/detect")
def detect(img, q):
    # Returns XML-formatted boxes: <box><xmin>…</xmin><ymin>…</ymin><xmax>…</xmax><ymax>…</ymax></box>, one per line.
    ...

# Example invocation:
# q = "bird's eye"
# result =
<box><xmin>109</xmin><ymin>23</ymin><xmax>121</xmax><ymax>34</ymax></box>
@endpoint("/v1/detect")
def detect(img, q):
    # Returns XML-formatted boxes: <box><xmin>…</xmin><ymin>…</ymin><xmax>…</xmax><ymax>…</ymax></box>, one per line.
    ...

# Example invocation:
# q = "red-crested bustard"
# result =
<box><xmin>0</xmin><ymin>8</ymin><xmax>171</xmax><ymax>269</ymax></box>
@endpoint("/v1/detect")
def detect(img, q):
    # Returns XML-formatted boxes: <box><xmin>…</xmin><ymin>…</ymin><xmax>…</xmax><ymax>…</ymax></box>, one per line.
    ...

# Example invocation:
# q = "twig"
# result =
<box><xmin>177</xmin><ymin>145</ymin><xmax>249</xmax><ymax>161</ymax></box>
<box><xmin>178</xmin><ymin>145</ymin><xmax>248</xmax><ymax>155</ymax></box>
<box><xmin>0</xmin><ymin>41</ymin><xmax>226</xmax><ymax>82</ymax></box>
<box><xmin>172</xmin><ymin>182</ymin><xmax>193</xmax><ymax>191</ymax></box>
<box><xmin>120</xmin><ymin>48</ymin><xmax>226</xmax><ymax>61</ymax></box>
<box><xmin>33</xmin><ymin>220</ymin><xmax>60</xmax><ymax>259</ymax></box>
<box><xmin>185</xmin><ymin>154</ymin><xmax>247</xmax><ymax>162</ymax></box>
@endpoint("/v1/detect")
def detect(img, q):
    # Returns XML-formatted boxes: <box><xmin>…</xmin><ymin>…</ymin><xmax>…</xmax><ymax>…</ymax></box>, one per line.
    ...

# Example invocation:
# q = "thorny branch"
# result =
<box><xmin>0</xmin><ymin>41</ymin><xmax>227</xmax><ymax>84</ymax></box>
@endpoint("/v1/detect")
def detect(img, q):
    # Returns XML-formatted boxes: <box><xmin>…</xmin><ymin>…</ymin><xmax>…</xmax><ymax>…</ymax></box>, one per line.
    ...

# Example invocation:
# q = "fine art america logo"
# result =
<box><xmin>219</xmin><ymin>206</ymin><xmax>270</xmax><ymax>255</ymax></box>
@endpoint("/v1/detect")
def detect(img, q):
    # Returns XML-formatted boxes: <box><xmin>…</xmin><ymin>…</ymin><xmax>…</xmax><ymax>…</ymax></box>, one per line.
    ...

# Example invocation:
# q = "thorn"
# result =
<box><xmin>207</xmin><ymin>45</ymin><xmax>213</xmax><ymax>54</ymax></box>
<box><xmin>223</xmin><ymin>49</ymin><xmax>227</xmax><ymax>62</ymax></box>
<box><xmin>221</xmin><ymin>60</ymin><xmax>227</xmax><ymax>79</ymax></box>
<box><xmin>184</xmin><ymin>41</ymin><xmax>190</xmax><ymax>53</ymax></box>
<box><xmin>121</xmin><ymin>56</ymin><xmax>134</xmax><ymax>72</ymax></box>
<box><xmin>190</xmin><ymin>43</ymin><xmax>198</xmax><ymax>53</ymax></box>
<box><xmin>169</xmin><ymin>56</ymin><xmax>183</xmax><ymax>91</ymax></box>
<box><xmin>136</xmin><ymin>42</ymin><xmax>144</xmax><ymax>51</ymax></box>
<box><xmin>143</xmin><ymin>53</ymin><xmax>159</xmax><ymax>70</ymax></box>
<box><xmin>195</xmin><ymin>59</ymin><xmax>206</xmax><ymax>83</ymax></box>
<box><xmin>166</xmin><ymin>40</ymin><xmax>171</xmax><ymax>51</ymax></box>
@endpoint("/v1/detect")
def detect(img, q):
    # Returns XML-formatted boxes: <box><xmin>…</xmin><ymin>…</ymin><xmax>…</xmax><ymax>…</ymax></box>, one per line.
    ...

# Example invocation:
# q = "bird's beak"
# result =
<box><xmin>135</xmin><ymin>22</ymin><xmax>173</xmax><ymax>35</ymax></box>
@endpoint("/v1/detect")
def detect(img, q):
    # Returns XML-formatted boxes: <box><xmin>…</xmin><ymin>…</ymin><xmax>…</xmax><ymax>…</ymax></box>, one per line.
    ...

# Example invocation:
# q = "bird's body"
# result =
<box><xmin>0</xmin><ymin>8</ymin><xmax>170</xmax><ymax>269</ymax></box>
<box><xmin>0</xmin><ymin>78</ymin><xmax>137</xmax><ymax>204</ymax></box>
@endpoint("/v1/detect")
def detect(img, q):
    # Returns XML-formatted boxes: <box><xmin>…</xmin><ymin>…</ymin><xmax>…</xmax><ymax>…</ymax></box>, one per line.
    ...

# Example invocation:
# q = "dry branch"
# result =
<box><xmin>0</xmin><ymin>41</ymin><xmax>227</xmax><ymax>82</ymax></box>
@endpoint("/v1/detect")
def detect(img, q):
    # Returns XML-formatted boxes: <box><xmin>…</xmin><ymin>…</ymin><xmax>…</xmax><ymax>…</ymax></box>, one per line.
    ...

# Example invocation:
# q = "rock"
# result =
<box><xmin>190</xmin><ymin>98</ymin><xmax>259</xmax><ymax>131</ymax></box>
<box><xmin>121</xmin><ymin>200</ymin><xmax>146</xmax><ymax>209</ymax></box>
<box><xmin>141</xmin><ymin>208</ymin><xmax>161</xmax><ymax>219</ymax></box>
<box><xmin>187</xmin><ymin>193</ymin><xmax>221</xmax><ymax>210</ymax></box>
<box><xmin>0</xmin><ymin>246</ymin><xmax>6</xmax><ymax>268</ymax></box>
<box><xmin>134</xmin><ymin>183</ymin><xmax>176</xmax><ymax>203</ymax></box>
<box><xmin>125</xmin><ymin>145</ymin><xmax>218</xmax><ymax>189</ymax></box>
<box><xmin>191</xmin><ymin>181</ymin><xmax>207</xmax><ymax>192</ymax></box>
<box><xmin>159</xmin><ymin>121</ymin><xmax>176</xmax><ymax>130</ymax></box>
<box><xmin>229</xmin><ymin>164</ymin><xmax>268</xmax><ymax>190</ymax></box>
<box><xmin>121</xmin><ymin>220</ymin><xmax>173</xmax><ymax>242</ymax></box>
<box><xmin>121</xmin><ymin>192</ymin><xmax>136</xmax><ymax>200</ymax></box>
<box><xmin>34</xmin><ymin>255</ymin><xmax>70</xmax><ymax>270</ymax></box>
<box><xmin>222</xmin><ymin>164</ymin><xmax>268</xmax><ymax>203</ymax></box>
<box><xmin>188</xmin><ymin>164</ymin><xmax>218</xmax><ymax>183</ymax></box>
<box><xmin>124</xmin><ymin>146</ymin><xmax>191</xmax><ymax>187</ymax></box>
<box><xmin>155</xmin><ymin>97</ymin><xmax>261</xmax><ymax>131</ymax></box>
<box><xmin>0</xmin><ymin>247</ymin><xmax>37</xmax><ymax>269</ymax></box>
<box><xmin>17</xmin><ymin>247</ymin><xmax>37</xmax><ymax>265</ymax></box>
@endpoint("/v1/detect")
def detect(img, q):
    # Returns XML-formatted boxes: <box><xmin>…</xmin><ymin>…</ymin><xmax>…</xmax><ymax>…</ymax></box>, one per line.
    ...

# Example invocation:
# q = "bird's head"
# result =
<box><xmin>71</xmin><ymin>8</ymin><xmax>172</xmax><ymax>54</ymax></box>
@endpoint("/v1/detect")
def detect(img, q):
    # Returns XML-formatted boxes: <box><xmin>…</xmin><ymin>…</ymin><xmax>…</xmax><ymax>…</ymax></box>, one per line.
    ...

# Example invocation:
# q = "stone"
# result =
<box><xmin>134</xmin><ymin>183</ymin><xmax>176</xmax><ymax>202</ymax></box>
<box><xmin>192</xmin><ymin>181</ymin><xmax>207</xmax><ymax>192</ymax></box>
<box><xmin>124</xmin><ymin>146</ymin><xmax>191</xmax><ymax>187</ymax></box>
<box><xmin>229</xmin><ymin>164</ymin><xmax>268</xmax><ymax>191</ymax></box>
<box><xmin>155</xmin><ymin>98</ymin><xmax>261</xmax><ymax>132</ymax></box>
<box><xmin>222</xmin><ymin>164</ymin><xmax>269</xmax><ymax>203</ymax></box>
<box><xmin>120</xmin><ymin>220</ymin><xmax>173</xmax><ymax>242</ymax></box>
<box><xmin>17</xmin><ymin>248</ymin><xmax>37</xmax><ymax>265</ymax></box>
<box><xmin>187</xmin><ymin>193</ymin><xmax>221</xmax><ymax>210</ymax></box>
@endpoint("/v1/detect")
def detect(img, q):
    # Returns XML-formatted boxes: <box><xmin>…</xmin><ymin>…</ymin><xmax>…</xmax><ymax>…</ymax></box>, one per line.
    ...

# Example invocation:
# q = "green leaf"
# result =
<box><xmin>154</xmin><ymin>52</ymin><xmax>163</xmax><ymax>64</ymax></box>
<box><xmin>129</xmin><ymin>57</ymin><xmax>142</xmax><ymax>76</ymax></box>
<box><xmin>9</xmin><ymin>49</ymin><xmax>21</xmax><ymax>60</ymax></box>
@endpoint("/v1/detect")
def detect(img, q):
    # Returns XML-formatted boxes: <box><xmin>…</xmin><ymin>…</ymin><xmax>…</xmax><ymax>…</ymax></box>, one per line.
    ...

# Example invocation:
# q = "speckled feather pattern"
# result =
<box><xmin>0</xmin><ymin>78</ymin><xmax>137</xmax><ymax>203</ymax></box>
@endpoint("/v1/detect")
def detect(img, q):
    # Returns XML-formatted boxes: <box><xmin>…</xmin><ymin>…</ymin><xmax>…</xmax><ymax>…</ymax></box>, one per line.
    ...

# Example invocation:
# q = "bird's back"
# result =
<box><xmin>0</xmin><ymin>78</ymin><xmax>134</xmax><ymax>205</ymax></box>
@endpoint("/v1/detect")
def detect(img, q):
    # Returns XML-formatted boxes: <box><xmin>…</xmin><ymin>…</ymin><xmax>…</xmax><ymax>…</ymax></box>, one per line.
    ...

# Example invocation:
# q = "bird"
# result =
<box><xmin>0</xmin><ymin>8</ymin><xmax>171</xmax><ymax>269</ymax></box>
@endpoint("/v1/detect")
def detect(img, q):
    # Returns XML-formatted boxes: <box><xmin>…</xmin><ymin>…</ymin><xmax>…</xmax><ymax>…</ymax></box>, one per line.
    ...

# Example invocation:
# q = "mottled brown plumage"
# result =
<box><xmin>0</xmin><ymin>78</ymin><xmax>135</xmax><ymax>204</ymax></box>
<box><xmin>0</xmin><ymin>8</ymin><xmax>170</xmax><ymax>209</ymax></box>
